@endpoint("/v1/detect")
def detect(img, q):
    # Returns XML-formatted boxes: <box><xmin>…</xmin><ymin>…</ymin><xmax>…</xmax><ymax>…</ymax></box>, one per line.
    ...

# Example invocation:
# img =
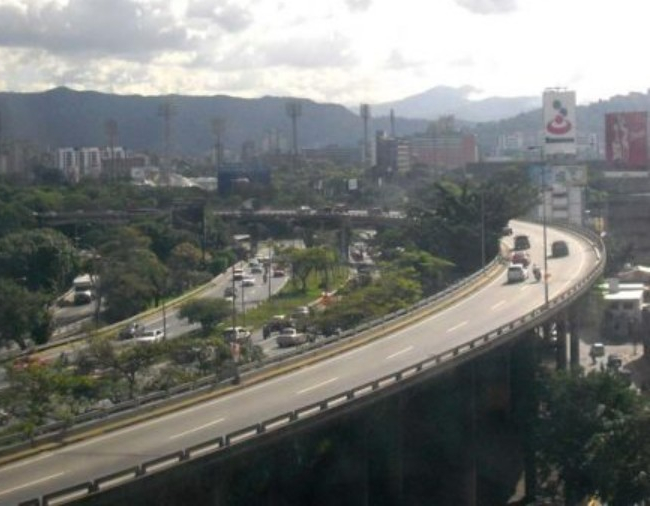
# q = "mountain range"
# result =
<box><xmin>370</xmin><ymin>85</ymin><xmax>540</xmax><ymax>123</ymax></box>
<box><xmin>1</xmin><ymin>86</ymin><xmax>650</xmax><ymax>158</ymax></box>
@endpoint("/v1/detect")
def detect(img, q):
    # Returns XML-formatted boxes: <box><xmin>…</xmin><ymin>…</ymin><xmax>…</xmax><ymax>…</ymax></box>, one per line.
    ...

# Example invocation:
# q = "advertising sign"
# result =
<box><xmin>543</xmin><ymin>90</ymin><xmax>577</xmax><ymax>156</ymax></box>
<box><xmin>605</xmin><ymin>112</ymin><xmax>648</xmax><ymax>167</ymax></box>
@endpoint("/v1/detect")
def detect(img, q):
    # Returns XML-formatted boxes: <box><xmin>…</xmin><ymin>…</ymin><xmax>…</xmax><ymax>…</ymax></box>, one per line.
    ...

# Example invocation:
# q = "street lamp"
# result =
<box><xmin>529</xmin><ymin>146</ymin><xmax>549</xmax><ymax>305</ymax></box>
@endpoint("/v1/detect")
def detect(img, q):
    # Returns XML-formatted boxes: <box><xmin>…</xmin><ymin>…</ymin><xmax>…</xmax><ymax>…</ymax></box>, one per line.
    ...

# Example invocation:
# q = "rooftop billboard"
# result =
<box><xmin>605</xmin><ymin>112</ymin><xmax>648</xmax><ymax>168</ymax></box>
<box><xmin>543</xmin><ymin>90</ymin><xmax>577</xmax><ymax>156</ymax></box>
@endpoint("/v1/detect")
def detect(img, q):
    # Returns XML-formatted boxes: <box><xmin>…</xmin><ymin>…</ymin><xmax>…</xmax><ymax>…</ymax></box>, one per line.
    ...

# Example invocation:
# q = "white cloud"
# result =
<box><xmin>0</xmin><ymin>0</ymin><xmax>647</xmax><ymax>105</ymax></box>
<box><xmin>454</xmin><ymin>0</ymin><xmax>517</xmax><ymax>14</ymax></box>
<box><xmin>0</xmin><ymin>0</ymin><xmax>190</xmax><ymax>58</ymax></box>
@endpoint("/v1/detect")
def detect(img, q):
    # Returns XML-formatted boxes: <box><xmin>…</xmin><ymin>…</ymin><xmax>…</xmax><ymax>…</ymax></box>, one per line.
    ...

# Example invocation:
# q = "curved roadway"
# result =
<box><xmin>0</xmin><ymin>221</ymin><xmax>601</xmax><ymax>504</ymax></box>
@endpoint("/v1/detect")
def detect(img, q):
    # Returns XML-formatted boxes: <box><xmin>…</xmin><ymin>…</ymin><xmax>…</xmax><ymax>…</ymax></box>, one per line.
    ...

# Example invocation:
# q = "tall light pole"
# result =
<box><xmin>542</xmin><ymin>163</ymin><xmax>549</xmax><ymax>305</ymax></box>
<box><xmin>529</xmin><ymin>145</ymin><xmax>549</xmax><ymax>305</ymax></box>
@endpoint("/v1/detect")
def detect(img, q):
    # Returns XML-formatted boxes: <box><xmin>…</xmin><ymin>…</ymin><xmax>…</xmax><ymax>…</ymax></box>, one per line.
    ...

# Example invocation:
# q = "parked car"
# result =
<box><xmin>501</xmin><ymin>226</ymin><xmax>513</xmax><ymax>236</ymax></box>
<box><xmin>552</xmin><ymin>240</ymin><xmax>569</xmax><ymax>257</ymax></box>
<box><xmin>507</xmin><ymin>264</ymin><xmax>528</xmax><ymax>283</ymax></box>
<box><xmin>135</xmin><ymin>329</ymin><xmax>165</xmax><ymax>343</ymax></box>
<box><xmin>224</xmin><ymin>286</ymin><xmax>237</xmax><ymax>298</ymax></box>
<box><xmin>273</xmin><ymin>268</ymin><xmax>286</xmax><ymax>277</ymax></box>
<box><xmin>276</xmin><ymin>327</ymin><xmax>308</xmax><ymax>347</ymax></box>
<box><xmin>223</xmin><ymin>326</ymin><xmax>251</xmax><ymax>343</ymax></box>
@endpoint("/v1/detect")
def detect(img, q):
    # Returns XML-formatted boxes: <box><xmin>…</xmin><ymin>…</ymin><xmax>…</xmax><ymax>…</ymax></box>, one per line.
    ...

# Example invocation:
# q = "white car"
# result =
<box><xmin>242</xmin><ymin>276</ymin><xmax>256</xmax><ymax>287</ymax></box>
<box><xmin>277</xmin><ymin>327</ymin><xmax>308</xmax><ymax>347</ymax></box>
<box><xmin>135</xmin><ymin>329</ymin><xmax>165</xmax><ymax>343</ymax></box>
<box><xmin>507</xmin><ymin>264</ymin><xmax>528</xmax><ymax>283</ymax></box>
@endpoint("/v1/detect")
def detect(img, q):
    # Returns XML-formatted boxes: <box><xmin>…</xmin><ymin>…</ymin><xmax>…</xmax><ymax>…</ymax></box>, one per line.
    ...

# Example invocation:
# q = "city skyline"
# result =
<box><xmin>0</xmin><ymin>0</ymin><xmax>648</xmax><ymax>106</ymax></box>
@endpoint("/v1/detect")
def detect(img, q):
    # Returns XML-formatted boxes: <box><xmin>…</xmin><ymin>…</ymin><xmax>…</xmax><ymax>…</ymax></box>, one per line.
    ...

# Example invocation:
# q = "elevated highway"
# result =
<box><xmin>0</xmin><ymin>220</ymin><xmax>604</xmax><ymax>505</ymax></box>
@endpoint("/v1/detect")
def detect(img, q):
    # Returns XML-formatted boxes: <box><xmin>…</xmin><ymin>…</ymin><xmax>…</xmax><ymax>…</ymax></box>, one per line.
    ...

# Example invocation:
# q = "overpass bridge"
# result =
<box><xmin>0</xmin><ymin>220</ymin><xmax>605</xmax><ymax>505</ymax></box>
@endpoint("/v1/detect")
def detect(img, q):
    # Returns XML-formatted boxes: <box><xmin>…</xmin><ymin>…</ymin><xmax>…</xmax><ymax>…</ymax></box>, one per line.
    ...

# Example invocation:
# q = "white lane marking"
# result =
<box><xmin>296</xmin><ymin>377</ymin><xmax>338</xmax><ymax>395</ymax></box>
<box><xmin>169</xmin><ymin>418</ymin><xmax>225</xmax><ymax>440</ymax></box>
<box><xmin>0</xmin><ymin>472</ymin><xmax>65</xmax><ymax>497</ymax></box>
<box><xmin>0</xmin><ymin>452</ymin><xmax>52</xmax><ymax>472</ymax></box>
<box><xmin>446</xmin><ymin>321</ymin><xmax>467</xmax><ymax>333</ymax></box>
<box><xmin>385</xmin><ymin>346</ymin><xmax>414</xmax><ymax>360</ymax></box>
<box><xmin>519</xmin><ymin>284</ymin><xmax>530</xmax><ymax>291</ymax></box>
<box><xmin>491</xmin><ymin>301</ymin><xmax>505</xmax><ymax>310</ymax></box>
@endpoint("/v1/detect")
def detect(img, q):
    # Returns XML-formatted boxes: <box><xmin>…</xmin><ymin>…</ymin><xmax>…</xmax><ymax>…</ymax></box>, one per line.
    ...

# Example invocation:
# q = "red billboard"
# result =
<box><xmin>605</xmin><ymin>112</ymin><xmax>648</xmax><ymax>167</ymax></box>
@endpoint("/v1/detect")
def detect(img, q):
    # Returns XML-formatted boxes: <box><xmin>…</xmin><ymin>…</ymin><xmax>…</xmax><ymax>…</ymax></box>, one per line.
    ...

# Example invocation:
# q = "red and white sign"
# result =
<box><xmin>605</xmin><ymin>112</ymin><xmax>648</xmax><ymax>167</ymax></box>
<box><xmin>543</xmin><ymin>90</ymin><xmax>576</xmax><ymax>156</ymax></box>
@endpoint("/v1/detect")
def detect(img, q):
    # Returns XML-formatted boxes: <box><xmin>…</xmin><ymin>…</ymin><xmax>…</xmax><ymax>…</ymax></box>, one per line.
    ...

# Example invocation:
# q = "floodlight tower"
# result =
<box><xmin>104</xmin><ymin>119</ymin><xmax>118</xmax><ymax>181</ymax></box>
<box><xmin>360</xmin><ymin>103</ymin><xmax>371</xmax><ymax>169</ymax></box>
<box><xmin>212</xmin><ymin>116</ymin><xmax>226</xmax><ymax>175</ymax></box>
<box><xmin>158</xmin><ymin>99</ymin><xmax>176</xmax><ymax>184</ymax></box>
<box><xmin>285</xmin><ymin>100</ymin><xmax>302</xmax><ymax>170</ymax></box>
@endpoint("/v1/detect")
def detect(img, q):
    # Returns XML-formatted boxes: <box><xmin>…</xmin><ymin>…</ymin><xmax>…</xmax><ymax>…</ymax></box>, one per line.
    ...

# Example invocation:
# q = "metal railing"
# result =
<box><xmin>16</xmin><ymin>223</ymin><xmax>606</xmax><ymax>506</ymax></box>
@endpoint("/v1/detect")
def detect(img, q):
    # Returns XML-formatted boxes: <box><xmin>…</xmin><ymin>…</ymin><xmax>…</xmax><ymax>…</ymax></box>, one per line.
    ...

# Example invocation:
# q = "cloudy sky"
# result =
<box><xmin>0</xmin><ymin>0</ymin><xmax>647</xmax><ymax>106</ymax></box>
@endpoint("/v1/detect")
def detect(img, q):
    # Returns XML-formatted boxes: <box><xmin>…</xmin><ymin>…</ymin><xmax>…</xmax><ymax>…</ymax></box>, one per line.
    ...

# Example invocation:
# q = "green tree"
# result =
<box><xmin>97</xmin><ymin>226</ymin><xmax>168</xmax><ymax>322</ymax></box>
<box><xmin>536</xmin><ymin>370</ymin><xmax>644</xmax><ymax>504</ymax></box>
<box><xmin>0</xmin><ymin>228</ymin><xmax>78</xmax><ymax>294</ymax></box>
<box><xmin>0</xmin><ymin>279</ymin><xmax>52</xmax><ymax>349</ymax></box>
<box><xmin>284</xmin><ymin>246</ymin><xmax>337</xmax><ymax>293</ymax></box>
<box><xmin>179</xmin><ymin>298</ymin><xmax>232</xmax><ymax>335</ymax></box>
<box><xmin>80</xmin><ymin>338</ymin><xmax>160</xmax><ymax>399</ymax></box>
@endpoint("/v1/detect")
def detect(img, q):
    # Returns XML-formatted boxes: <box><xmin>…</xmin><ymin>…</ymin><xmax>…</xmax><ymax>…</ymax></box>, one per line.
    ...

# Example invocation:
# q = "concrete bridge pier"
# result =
<box><xmin>555</xmin><ymin>316</ymin><xmax>568</xmax><ymax>371</ymax></box>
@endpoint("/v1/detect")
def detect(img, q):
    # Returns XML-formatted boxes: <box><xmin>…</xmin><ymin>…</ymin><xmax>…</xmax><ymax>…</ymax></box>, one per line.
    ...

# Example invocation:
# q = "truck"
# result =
<box><xmin>72</xmin><ymin>273</ymin><xmax>97</xmax><ymax>305</ymax></box>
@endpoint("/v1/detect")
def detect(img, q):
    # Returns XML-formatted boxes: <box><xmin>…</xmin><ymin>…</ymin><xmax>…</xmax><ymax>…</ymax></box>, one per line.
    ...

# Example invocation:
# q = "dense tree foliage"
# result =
<box><xmin>0</xmin><ymin>228</ymin><xmax>78</xmax><ymax>293</ymax></box>
<box><xmin>0</xmin><ymin>280</ymin><xmax>52</xmax><ymax>349</ymax></box>
<box><xmin>535</xmin><ymin>370</ymin><xmax>650</xmax><ymax>504</ymax></box>
<box><xmin>96</xmin><ymin>226</ymin><xmax>169</xmax><ymax>322</ymax></box>
<box><xmin>404</xmin><ymin>169</ymin><xmax>537</xmax><ymax>273</ymax></box>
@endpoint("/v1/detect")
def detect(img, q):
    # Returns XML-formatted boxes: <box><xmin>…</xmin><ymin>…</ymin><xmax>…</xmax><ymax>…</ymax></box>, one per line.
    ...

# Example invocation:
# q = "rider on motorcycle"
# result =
<box><xmin>532</xmin><ymin>263</ymin><xmax>541</xmax><ymax>281</ymax></box>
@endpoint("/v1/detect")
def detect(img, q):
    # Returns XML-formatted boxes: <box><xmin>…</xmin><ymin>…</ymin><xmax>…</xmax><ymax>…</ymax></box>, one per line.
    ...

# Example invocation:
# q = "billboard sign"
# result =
<box><xmin>543</xmin><ymin>90</ymin><xmax>577</xmax><ymax>156</ymax></box>
<box><xmin>605</xmin><ymin>112</ymin><xmax>648</xmax><ymax>167</ymax></box>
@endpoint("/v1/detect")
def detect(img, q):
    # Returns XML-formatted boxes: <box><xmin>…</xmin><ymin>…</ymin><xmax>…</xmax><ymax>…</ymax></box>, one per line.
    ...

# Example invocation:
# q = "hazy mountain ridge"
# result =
<box><xmin>1</xmin><ymin>87</ymin><xmax>650</xmax><ymax>158</ymax></box>
<box><xmin>370</xmin><ymin>86</ymin><xmax>540</xmax><ymax>122</ymax></box>
<box><xmin>0</xmin><ymin>87</ymin><xmax>429</xmax><ymax>156</ymax></box>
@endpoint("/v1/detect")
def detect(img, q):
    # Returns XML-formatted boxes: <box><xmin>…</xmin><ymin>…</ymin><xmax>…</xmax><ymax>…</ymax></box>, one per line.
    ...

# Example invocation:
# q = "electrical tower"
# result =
<box><xmin>285</xmin><ymin>100</ymin><xmax>302</xmax><ymax>170</ymax></box>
